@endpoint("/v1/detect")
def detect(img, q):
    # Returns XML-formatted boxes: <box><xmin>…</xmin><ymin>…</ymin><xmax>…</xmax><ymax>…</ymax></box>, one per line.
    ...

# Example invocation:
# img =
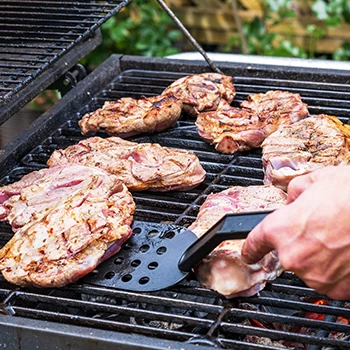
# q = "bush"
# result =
<box><xmin>82</xmin><ymin>0</ymin><xmax>182</xmax><ymax>68</ymax></box>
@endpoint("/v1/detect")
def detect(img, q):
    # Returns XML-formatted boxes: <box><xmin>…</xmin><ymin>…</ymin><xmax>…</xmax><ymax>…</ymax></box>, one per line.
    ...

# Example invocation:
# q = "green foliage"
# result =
<box><xmin>263</xmin><ymin>0</ymin><xmax>296</xmax><ymax>23</ymax></box>
<box><xmin>226</xmin><ymin>0</ymin><xmax>349</xmax><ymax>60</ymax></box>
<box><xmin>226</xmin><ymin>0</ymin><xmax>306</xmax><ymax>58</ymax></box>
<box><xmin>310</xmin><ymin>0</ymin><xmax>350</xmax><ymax>60</ymax></box>
<box><xmin>82</xmin><ymin>0</ymin><xmax>181</xmax><ymax>68</ymax></box>
<box><xmin>333</xmin><ymin>42</ymin><xmax>350</xmax><ymax>60</ymax></box>
<box><xmin>312</xmin><ymin>0</ymin><xmax>347</xmax><ymax>27</ymax></box>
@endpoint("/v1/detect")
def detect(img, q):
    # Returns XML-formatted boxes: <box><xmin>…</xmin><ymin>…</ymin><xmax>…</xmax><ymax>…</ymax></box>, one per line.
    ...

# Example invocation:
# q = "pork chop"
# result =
<box><xmin>78</xmin><ymin>93</ymin><xmax>182</xmax><ymax>137</ymax></box>
<box><xmin>0</xmin><ymin>165</ymin><xmax>135</xmax><ymax>288</ymax></box>
<box><xmin>240</xmin><ymin>90</ymin><xmax>309</xmax><ymax>122</ymax></box>
<box><xmin>162</xmin><ymin>72</ymin><xmax>235</xmax><ymax>117</ymax></box>
<box><xmin>196</xmin><ymin>100</ymin><xmax>270</xmax><ymax>154</ymax></box>
<box><xmin>189</xmin><ymin>185</ymin><xmax>287</xmax><ymax>298</ymax></box>
<box><xmin>196</xmin><ymin>90</ymin><xmax>309</xmax><ymax>154</ymax></box>
<box><xmin>262</xmin><ymin>114</ymin><xmax>350</xmax><ymax>191</ymax></box>
<box><xmin>47</xmin><ymin>137</ymin><xmax>206</xmax><ymax>192</ymax></box>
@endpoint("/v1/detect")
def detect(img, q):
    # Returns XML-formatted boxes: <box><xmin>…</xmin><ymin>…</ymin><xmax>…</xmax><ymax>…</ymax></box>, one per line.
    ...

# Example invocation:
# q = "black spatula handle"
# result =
<box><xmin>178</xmin><ymin>210</ymin><xmax>273</xmax><ymax>272</ymax></box>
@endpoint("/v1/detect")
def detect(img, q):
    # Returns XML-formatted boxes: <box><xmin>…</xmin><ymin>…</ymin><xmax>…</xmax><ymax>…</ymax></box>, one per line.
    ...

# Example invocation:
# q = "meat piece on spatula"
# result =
<box><xmin>189</xmin><ymin>185</ymin><xmax>287</xmax><ymax>298</ymax></box>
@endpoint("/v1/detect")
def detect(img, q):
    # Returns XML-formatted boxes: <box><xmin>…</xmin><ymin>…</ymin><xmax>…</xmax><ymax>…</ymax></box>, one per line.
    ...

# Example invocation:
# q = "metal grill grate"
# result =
<box><xmin>0</xmin><ymin>0</ymin><xmax>131</xmax><ymax>124</ymax></box>
<box><xmin>1</xmin><ymin>56</ymin><xmax>350</xmax><ymax>349</ymax></box>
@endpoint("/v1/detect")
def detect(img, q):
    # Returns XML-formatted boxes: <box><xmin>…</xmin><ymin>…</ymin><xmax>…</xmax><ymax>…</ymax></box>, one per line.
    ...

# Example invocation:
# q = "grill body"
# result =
<box><xmin>1</xmin><ymin>55</ymin><xmax>350</xmax><ymax>350</ymax></box>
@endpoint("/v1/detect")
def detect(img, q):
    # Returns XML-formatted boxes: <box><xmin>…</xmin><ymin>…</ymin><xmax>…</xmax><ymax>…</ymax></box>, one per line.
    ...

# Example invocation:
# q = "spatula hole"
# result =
<box><xmin>114</xmin><ymin>257</ymin><xmax>124</xmax><ymax>265</ymax></box>
<box><xmin>164</xmin><ymin>231</ymin><xmax>175</xmax><ymax>239</ymax></box>
<box><xmin>123</xmin><ymin>242</ymin><xmax>132</xmax><ymax>250</ymax></box>
<box><xmin>122</xmin><ymin>274</ymin><xmax>132</xmax><ymax>282</ymax></box>
<box><xmin>156</xmin><ymin>246</ymin><xmax>167</xmax><ymax>255</ymax></box>
<box><xmin>148</xmin><ymin>262</ymin><xmax>158</xmax><ymax>270</ymax></box>
<box><xmin>133</xmin><ymin>227</ymin><xmax>142</xmax><ymax>234</ymax></box>
<box><xmin>131</xmin><ymin>259</ymin><xmax>141</xmax><ymax>267</ymax></box>
<box><xmin>148</xmin><ymin>229</ymin><xmax>159</xmax><ymax>238</ymax></box>
<box><xmin>139</xmin><ymin>276</ymin><xmax>149</xmax><ymax>285</ymax></box>
<box><xmin>104</xmin><ymin>271</ymin><xmax>115</xmax><ymax>279</ymax></box>
<box><xmin>140</xmin><ymin>244</ymin><xmax>150</xmax><ymax>253</ymax></box>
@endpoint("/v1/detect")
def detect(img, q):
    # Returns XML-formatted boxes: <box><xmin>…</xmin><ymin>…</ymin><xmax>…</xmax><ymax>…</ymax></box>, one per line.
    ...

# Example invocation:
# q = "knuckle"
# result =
<box><xmin>277</xmin><ymin>247</ymin><xmax>310</xmax><ymax>273</ymax></box>
<box><xmin>278</xmin><ymin>253</ymin><xmax>299</xmax><ymax>272</ymax></box>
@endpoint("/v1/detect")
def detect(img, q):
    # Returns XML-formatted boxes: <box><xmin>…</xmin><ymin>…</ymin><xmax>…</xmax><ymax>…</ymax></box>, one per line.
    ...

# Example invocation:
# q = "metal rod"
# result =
<box><xmin>0</xmin><ymin>11</ymin><xmax>104</xmax><ymax>19</ymax></box>
<box><xmin>155</xmin><ymin>0</ymin><xmax>223</xmax><ymax>74</ymax></box>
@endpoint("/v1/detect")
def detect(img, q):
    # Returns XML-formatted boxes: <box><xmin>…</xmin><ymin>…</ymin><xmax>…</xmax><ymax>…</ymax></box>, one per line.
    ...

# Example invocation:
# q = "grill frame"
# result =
<box><xmin>0</xmin><ymin>0</ymin><xmax>132</xmax><ymax>125</ymax></box>
<box><xmin>1</xmin><ymin>55</ymin><xmax>350</xmax><ymax>350</ymax></box>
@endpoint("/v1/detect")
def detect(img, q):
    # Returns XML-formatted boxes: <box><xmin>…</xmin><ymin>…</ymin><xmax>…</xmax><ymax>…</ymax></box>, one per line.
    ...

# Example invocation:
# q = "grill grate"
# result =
<box><xmin>1</xmin><ymin>56</ymin><xmax>350</xmax><ymax>349</ymax></box>
<box><xmin>0</xmin><ymin>0</ymin><xmax>131</xmax><ymax>124</ymax></box>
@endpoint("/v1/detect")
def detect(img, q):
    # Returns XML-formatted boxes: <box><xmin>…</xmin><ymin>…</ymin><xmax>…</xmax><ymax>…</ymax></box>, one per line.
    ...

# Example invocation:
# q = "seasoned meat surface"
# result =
<box><xmin>196</xmin><ymin>100</ymin><xmax>270</xmax><ymax>154</ymax></box>
<box><xmin>0</xmin><ymin>165</ymin><xmax>135</xmax><ymax>288</ymax></box>
<box><xmin>78</xmin><ymin>93</ymin><xmax>182</xmax><ymax>137</ymax></box>
<box><xmin>241</xmin><ymin>90</ymin><xmax>309</xmax><ymax>123</ymax></box>
<box><xmin>262</xmin><ymin>114</ymin><xmax>350</xmax><ymax>191</ymax></box>
<box><xmin>196</xmin><ymin>91</ymin><xmax>309</xmax><ymax>154</ymax></box>
<box><xmin>162</xmin><ymin>72</ymin><xmax>235</xmax><ymax>117</ymax></box>
<box><xmin>189</xmin><ymin>185</ymin><xmax>287</xmax><ymax>298</ymax></box>
<box><xmin>47</xmin><ymin>137</ymin><xmax>206</xmax><ymax>192</ymax></box>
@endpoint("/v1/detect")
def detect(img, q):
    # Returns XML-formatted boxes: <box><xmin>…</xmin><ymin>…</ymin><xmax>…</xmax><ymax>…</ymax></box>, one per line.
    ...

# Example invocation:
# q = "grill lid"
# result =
<box><xmin>0</xmin><ymin>0</ymin><xmax>132</xmax><ymax>125</ymax></box>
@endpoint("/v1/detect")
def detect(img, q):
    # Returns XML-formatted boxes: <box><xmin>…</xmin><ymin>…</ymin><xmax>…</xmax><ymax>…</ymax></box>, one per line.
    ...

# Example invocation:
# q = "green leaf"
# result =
<box><xmin>344</xmin><ymin>1</ymin><xmax>350</xmax><ymax>23</ymax></box>
<box><xmin>312</xmin><ymin>0</ymin><xmax>328</xmax><ymax>20</ymax></box>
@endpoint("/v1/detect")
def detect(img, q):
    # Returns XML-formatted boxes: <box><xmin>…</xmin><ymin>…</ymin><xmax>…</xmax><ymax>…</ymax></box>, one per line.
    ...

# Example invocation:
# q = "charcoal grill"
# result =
<box><xmin>1</xmin><ymin>54</ymin><xmax>350</xmax><ymax>350</ymax></box>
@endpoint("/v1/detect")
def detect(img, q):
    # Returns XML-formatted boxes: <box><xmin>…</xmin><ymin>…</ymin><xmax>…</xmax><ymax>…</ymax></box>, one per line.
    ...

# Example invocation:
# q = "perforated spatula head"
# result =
<box><xmin>84</xmin><ymin>221</ymin><xmax>198</xmax><ymax>291</ymax></box>
<box><xmin>84</xmin><ymin>211</ymin><xmax>272</xmax><ymax>292</ymax></box>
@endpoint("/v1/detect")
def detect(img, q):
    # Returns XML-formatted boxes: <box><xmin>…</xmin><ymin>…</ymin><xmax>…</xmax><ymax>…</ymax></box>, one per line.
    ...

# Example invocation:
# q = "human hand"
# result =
<box><xmin>241</xmin><ymin>166</ymin><xmax>350</xmax><ymax>300</ymax></box>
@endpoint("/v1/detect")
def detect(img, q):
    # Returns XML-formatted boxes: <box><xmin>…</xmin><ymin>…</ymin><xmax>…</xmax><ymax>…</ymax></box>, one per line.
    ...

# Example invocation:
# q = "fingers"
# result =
<box><xmin>287</xmin><ymin>166</ymin><xmax>340</xmax><ymax>204</ymax></box>
<box><xmin>241</xmin><ymin>212</ymin><xmax>278</xmax><ymax>264</ymax></box>
<box><xmin>303</xmin><ymin>273</ymin><xmax>350</xmax><ymax>300</ymax></box>
<box><xmin>287</xmin><ymin>173</ymin><xmax>315</xmax><ymax>203</ymax></box>
<box><xmin>326</xmin><ymin>278</ymin><xmax>350</xmax><ymax>300</ymax></box>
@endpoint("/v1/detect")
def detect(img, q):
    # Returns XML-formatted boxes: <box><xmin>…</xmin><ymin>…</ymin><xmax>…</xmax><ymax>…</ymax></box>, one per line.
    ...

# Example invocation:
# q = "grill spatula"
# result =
<box><xmin>84</xmin><ymin>210</ymin><xmax>273</xmax><ymax>292</ymax></box>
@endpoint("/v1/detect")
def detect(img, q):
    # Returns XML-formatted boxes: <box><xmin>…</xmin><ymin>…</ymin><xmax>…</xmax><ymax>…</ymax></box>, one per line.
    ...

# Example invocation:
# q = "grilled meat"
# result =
<box><xmin>196</xmin><ymin>91</ymin><xmax>309</xmax><ymax>154</ymax></box>
<box><xmin>262</xmin><ymin>114</ymin><xmax>350</xmax><ymax>191</ymax></box>
<box><xmin>0</xmin><ymin>165</ymin><xmax>135</xmax><ymax>288</ymax></box>
<box><xmin>240</xmin><ymin>90</ymin><xmax>309</xmax><ymax>122</ymax></box>
<box><xmin>189</xmin><ymin>185</ymin><xmax>286</xmax><ymax>298</ymax></box>
<box><xmin>47</xmin><ymin>137</ymin><xmax>206</xmax><ymax>192</ymax></box>
<box><xmin>162</xmin><ymin>72</ymin><xmax>235</xmax><ymax>117</ymax></box>
<box><xmin>196</xmin><ymin>100</ymin><xmax>269</xmax><ymax>154</ymax></box>
<box><xmin>78</xmin><ymin>93</ymin><xmax>182</xmax><ymax>137</ymax></box>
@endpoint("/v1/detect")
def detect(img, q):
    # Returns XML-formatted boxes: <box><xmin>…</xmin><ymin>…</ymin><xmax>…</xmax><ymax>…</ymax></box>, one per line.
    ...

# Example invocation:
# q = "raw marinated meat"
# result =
<box><xmin>78</xmin><ymin>93</ymin><xmax>182</xmax><ymax>137</ymax></box>
<box><xmin>0</xmin><ymin>165</ymin><xmax>135</xmax><ymax>288</ymax></box>
<box><xmin>162</xmin><ymin>72</ymin><xmax>235</xmax><ymax>117</ymax></box>
<box><xmin>189</xmin><ymin>185</ymin><xmax>287</xmax><ymax>298</ymax></box>
<box><xmin>47</xmin><ymin>137</ymin><xmax>206</xmax><ymax>192</ymax></box>
<box><xmin>262</xmin><ymin>114</ymin><xmax>350</xmax><ymax>191</ymax></box>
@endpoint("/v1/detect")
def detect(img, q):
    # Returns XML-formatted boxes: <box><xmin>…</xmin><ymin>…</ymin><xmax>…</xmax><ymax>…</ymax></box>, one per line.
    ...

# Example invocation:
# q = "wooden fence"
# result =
<box><xmin>166</xmin><ymin>0</ymin><xmax>350</xmax><ymax>54</ymax></box>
